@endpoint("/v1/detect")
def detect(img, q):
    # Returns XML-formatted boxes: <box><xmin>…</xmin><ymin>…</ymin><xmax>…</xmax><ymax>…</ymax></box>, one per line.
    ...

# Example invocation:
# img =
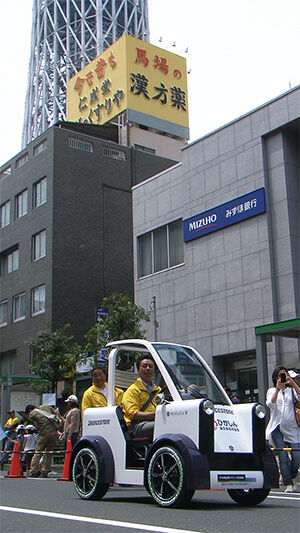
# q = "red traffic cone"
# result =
<box><xmin>57</xmin><ymin>439</ymin><xmax>72</xmax><ymax>482</ymax></box>
<box><xmin>5</xmin><ymin>442</ymin><xmax>24</xmax><ymax>478</ymax></box>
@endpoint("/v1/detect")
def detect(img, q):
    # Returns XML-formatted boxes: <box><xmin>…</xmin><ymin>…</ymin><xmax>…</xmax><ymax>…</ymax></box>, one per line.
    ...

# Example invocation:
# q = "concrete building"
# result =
<box><xmin>132</xmin><ymin>87</ymin><xmax>300</xmax><ymax>403</ymax></box>
<box><xmin>0</xmin><ymin>121</ymin><xmax>177</xmax><ymax>415</ymax></box>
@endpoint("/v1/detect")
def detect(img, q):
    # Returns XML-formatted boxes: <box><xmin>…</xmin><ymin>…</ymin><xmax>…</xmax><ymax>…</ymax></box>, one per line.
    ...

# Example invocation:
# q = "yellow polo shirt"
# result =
<box><xmin>81</xmin><ymin>383</ymin><xmax>123</xmax><ymax>412</ymax></box>
<box><xmin>122</xmin><ymin>377</ymin><xmax>161</xmax><ymax>426</ymax></box>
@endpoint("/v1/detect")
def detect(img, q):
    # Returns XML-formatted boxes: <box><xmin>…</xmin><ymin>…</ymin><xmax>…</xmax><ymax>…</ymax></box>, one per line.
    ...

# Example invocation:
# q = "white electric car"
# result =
<box><xmin>70</xmin><ymin>340</ymin><xmax>278</xmax><ymax>507</ymax></box>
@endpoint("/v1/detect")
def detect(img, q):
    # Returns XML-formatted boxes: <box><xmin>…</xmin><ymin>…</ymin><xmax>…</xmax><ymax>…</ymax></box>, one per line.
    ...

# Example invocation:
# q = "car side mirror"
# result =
<box><xmin>156</xmin><ymin>393</ymin><xmax>171</xmax><ymax>405</ymax></box>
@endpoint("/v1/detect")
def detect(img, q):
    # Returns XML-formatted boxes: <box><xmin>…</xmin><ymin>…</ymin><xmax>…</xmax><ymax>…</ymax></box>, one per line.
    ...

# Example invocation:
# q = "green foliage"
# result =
<box><xmin>27</xmin><ymin>323</ymin><xmax>81</xmax><ymax>393</ymax></box>
<box><xmin>60</xmin><ymin>385</ymin><xmax>73</xmax><ymax>401</ymax></box>
<box><xmin>83</xmin><ymin>292</ymin><xmax>150</xmax><ymax>365</ymax></box>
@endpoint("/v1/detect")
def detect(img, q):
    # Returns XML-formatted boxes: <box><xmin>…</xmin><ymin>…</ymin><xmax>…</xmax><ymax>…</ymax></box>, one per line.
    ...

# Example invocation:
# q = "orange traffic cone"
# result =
<box><xmin>5</xmin><ymin>442</ymin><xmax>24</xmax><ymax>478</ymax></box>
<box><xmin>57</xmin><ymin>439</ymin><xmax>72</xmax><ymax>482</ymax></box>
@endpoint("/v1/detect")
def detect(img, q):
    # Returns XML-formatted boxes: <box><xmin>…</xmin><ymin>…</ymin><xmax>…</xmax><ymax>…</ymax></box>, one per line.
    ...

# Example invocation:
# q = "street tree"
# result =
<box><xmin>83</xmin><ymin>292</ymin><xmax>151</xmax><ymax>368</ymax></box>
<box><xmin>27</xmin><ymin>323</ymin><xmax>81</xmax><ymax>394</ymax></box>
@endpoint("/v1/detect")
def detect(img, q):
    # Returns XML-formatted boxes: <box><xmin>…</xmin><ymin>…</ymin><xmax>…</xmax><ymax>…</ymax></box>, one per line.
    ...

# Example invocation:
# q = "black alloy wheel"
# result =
<box><xmin>72</xmin><ymin>447</ymin><xmax>109</xmax><ymax>500</ymax></box>
<box><xmin>147</xmin><ymin>445</ymin><xmax>194</xmax><ymax>507</ymax></box>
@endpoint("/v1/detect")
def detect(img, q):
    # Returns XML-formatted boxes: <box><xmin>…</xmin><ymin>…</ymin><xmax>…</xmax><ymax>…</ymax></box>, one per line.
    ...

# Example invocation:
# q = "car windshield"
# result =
<box><xmin>153</xmin><ymin>343</ymin><xmax>230</xmax><ymax>405</ymax></box>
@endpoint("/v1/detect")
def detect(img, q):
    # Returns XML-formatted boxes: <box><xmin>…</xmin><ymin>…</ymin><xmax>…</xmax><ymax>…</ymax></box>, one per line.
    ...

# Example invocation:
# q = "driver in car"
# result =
<box><xmin>122</xmin><ymin>354</ymin><xmax>161</xmax><ymax>440</ymax></box>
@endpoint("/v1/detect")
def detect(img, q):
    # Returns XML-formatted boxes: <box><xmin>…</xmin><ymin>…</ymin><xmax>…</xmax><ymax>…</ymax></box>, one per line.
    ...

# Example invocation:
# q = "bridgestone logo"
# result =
<box><xmin>215</xmin><ymin>407</ymin><xmax>234</xmax><ymax>415</ymax></box>
<box><xmin>87</xmin><ymin>419</ymin><xmax>110</xmax><ymax>426</ymax></box>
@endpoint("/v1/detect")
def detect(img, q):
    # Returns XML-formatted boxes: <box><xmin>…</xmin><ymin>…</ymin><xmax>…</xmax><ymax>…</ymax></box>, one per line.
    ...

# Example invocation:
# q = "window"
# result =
<box><xmin>134</xmin><ymin>144</ymin><xmax>156</xmax><ymax>154</ymax></box>
<box><xmin>15</xmin><ymin>153</ymin><xmax>29</xmax><ymax>169</ymax></box>
<box><xmin>0</xmin><ymin>166</ymin><xmax>12</xmax><ymax>180</ymax></box>
<box><xmin>103</xmin><ymin>147</ymin><xmax>126</xmax><ymax>161</ymax></box>
<box><xmin>32</xmin><ymin>230</ymin><xmax>46</xmax><ymax>261</ymax></box>
<box><xmin>33</xmin><ymin>139</ymin><xmax>47</xmax><ymax>156</ymax></box>
<box><xmin>15</xmin><ymin>189</ymin><xmax>28</xmax><ymax>218</ymax></box>
<box><xmin>1</xmin><ymin>200</ymin><xmax>10</xmax><ymax>227</ymax></box>
<box><xmin>1</xmin><ymin>246</ymin><xmax>19</xmax><ymax>275</ymax></box>
<box><xmin>32</xmin><ymin>285</ymin><xmax>45</xmax><ymax>316</ymax></box>
<box><xmin>13</xmin><ymin>293</ymin><xmax>26</xmax><ymax>322</ymax></box>
<box><xmin>0</xmin><ymin>300</ymin><xmax>8</xmax><ymax>327</ymax></box>
<box><xmin>1</xmin><ymin>351</ymin><xmax>17</xmax><ymax>375</ymax></box>
<box><xmin>33</xmin><ymin>177</ymin><xmax>47</xmax><ymax>207</ymax></box>
<box><xmin>69</xmin><ymin>138</ymin><xmax>94</xmax><ymax>152</ymax></box>
<box><xmin>138</xmin><ymin>219</ymin><xmax>184</xmax><ymax>278</ymax></box>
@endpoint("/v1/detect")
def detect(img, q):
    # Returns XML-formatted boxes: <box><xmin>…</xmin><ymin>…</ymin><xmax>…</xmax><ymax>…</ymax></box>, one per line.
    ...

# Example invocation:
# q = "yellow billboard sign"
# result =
<box><xmin>67</xmin><ymin>34</ymin><xmax>189</xmax><ymax>139</ymax></box>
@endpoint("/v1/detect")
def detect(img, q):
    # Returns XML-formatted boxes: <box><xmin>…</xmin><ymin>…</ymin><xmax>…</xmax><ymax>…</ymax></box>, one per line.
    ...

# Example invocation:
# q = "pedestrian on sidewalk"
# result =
<box><xmin>61</xmin><ymin>395</ymin><xmax>81</xmax><ymax>448</ymax></box>
<box><xmin>266</xmin><ymin>366</ymin><xmax>300</xmax><ymax>493</ymax></box>
<box><xmin>0</xmin><ymin>410</ymin><xmax>19</xmax><ymax>465</ymax></box>
<box><xmin>28</xmin><ymin>404</ymin><xmax>61</xmax><ymax>478</ymax></box>
<box><xmin>22</xmin><ymin>424</ymin><xmax>37</xmax><ymax>475</ymax></box>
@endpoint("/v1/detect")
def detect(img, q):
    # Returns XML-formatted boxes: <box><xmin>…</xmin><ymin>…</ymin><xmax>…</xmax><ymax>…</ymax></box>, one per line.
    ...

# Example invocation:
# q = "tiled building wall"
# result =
<box><xmin>133</xmin><ymin>88</ymin><xmax>300</xmax><ymax>373</ymax></box>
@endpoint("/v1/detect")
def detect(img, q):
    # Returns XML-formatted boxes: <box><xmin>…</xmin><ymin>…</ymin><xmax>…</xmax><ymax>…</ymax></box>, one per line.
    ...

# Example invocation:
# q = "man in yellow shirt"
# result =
<box><xmin>0</xmin><ymin>409</ymin><xmax>19</xmax><ymax>464</ymax></box>
<box><xmin>81</xmin><ymin>365</ymin><xmax>123</xmax><ymax>412</ymax></box>
<box><xmin>122</xmin><ymin>354</ymin><xmax>161</xmax><ymax>440</ymax></box>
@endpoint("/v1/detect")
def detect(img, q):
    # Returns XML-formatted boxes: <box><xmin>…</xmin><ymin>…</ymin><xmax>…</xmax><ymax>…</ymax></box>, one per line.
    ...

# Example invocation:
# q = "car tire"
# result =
<box><xmin>227</xmin><ymin>488</ymin><xmax>270</xmax><ymax>506</ymax></box>
<box><xmin>147</xmin><ymin>445</ymin><xmax>194</xmax><ymax>507</ymax></box>
<box><xmin>73</xmin><ymin>447</ymin><xmax>110</xmax><ymax>500</ymax></box>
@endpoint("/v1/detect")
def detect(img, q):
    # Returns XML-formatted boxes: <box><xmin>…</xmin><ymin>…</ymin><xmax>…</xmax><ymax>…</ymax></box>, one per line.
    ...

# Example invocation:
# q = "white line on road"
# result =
<box><xmin>0</xmin><ymin>506</ymin><xmax>202</xmax><ymax>533</ymax></box>
<box><xmin>268</xmin><ymin>495</ymin><xmax>300</xmax><ymax>501</ymax></box>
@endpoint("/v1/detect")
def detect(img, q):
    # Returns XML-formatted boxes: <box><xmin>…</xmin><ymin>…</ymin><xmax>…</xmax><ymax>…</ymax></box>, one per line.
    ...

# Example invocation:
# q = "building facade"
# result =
<box><xmin>132</xmin><ymin>87</ymin><xmax>300</xmax><ymax>403</ymax></box>
<box><xmin>0</xmin><ymin>122</ymin><xmax>176</xmax><ymax>415</ymax></box>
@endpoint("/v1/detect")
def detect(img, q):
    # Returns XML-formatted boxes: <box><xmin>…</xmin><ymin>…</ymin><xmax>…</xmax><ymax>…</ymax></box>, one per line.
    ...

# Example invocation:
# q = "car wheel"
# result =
<box><xmin>227</xmin><ymin>488</ymin><xmax>270</xmax><ymax>506</ymax></box>
<box><xmin>73</xmin><ymin>447</ymin><xmax>110</xmax><ymax>500</ymax></box>
<box><xmin>147</xmin><ymin>445</ymin><xmax>194</xmax><ymax>507</ymax></box>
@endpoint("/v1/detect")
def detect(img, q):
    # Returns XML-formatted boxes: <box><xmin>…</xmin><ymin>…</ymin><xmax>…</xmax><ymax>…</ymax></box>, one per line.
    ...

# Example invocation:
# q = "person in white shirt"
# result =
<box><xmin>22</xmin><ymin>425</ymin><xmax>37</xmax><ymax>475</ymax></box>
<box><xmin>266</xmin><ymin>366</ymin><xmax>300</xmax><ymax>493</ymax></box>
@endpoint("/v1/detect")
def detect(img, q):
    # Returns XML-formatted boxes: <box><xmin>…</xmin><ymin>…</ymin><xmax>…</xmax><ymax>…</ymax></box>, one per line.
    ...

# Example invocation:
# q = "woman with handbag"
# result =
<box><xmin>266</xmin><ymin>366</ymin><xmax>300</xmax><ymax>493</ymax></box>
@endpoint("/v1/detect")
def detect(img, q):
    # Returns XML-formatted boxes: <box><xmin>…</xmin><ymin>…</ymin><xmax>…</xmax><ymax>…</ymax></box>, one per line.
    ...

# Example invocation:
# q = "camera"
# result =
<box><xmin>280</xmin><ymin>372</ymin><xmax>286</xmax><ymax>383</ymax></box>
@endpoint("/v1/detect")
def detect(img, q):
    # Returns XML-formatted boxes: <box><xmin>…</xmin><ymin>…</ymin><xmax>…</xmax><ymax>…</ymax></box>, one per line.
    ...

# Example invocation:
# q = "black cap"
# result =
<box><xmin>25</xmin><ymin>404</ymin><xmax>35</xmax><ymax>414</ymax></box>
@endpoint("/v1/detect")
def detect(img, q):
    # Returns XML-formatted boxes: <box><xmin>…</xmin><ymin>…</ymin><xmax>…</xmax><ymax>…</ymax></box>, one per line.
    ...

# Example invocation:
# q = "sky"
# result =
<box><xmin>0</xmin><ymin>0</ymin><xmax>299</xmax><ymax>167</ymax></box>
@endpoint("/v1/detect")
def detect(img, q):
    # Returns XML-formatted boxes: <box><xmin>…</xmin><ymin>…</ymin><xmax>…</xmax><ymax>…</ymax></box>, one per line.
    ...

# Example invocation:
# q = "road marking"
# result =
<box><xmin>271</xmin><ymin>491</ymin><xmax>300</xmax><ymax>495</ymax></box>
<box><xmin>0</xmin><ymin>506</ymin><xmax>202</xmax><ymax>533</ymax></box>
<box><xmin>269</xmin><ymin>495</ymin><xmax>299</xmax><ymax>501</ymax></box>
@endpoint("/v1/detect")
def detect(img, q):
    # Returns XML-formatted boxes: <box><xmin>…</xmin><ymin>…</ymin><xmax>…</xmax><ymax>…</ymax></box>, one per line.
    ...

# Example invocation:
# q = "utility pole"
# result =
<box><xmin>149</xmin><ymin>296</ymin><xmax>158</xmax><ymax>341</ymax></box>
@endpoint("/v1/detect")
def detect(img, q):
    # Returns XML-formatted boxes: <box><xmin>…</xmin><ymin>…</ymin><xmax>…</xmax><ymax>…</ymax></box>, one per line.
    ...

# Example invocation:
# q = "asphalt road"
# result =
<box><xmin>0</xmin><ymin>477</ymin><xmax>299</xmax><ymax>533</ymax></box>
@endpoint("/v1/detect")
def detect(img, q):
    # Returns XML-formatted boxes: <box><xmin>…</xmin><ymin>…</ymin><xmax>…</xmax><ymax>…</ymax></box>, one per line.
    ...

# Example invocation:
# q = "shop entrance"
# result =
<box><xmin>218</xmin><ymin>351</ymin><xmax>257</xmax><ymax>403</ymax></box>
<box><xmin>237</xmin><ymin>368</ymin><xmax>258</xmax><ymax>403</ymax></box>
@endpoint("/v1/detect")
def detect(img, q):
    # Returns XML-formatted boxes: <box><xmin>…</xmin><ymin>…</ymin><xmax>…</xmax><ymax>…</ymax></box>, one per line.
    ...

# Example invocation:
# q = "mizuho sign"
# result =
<box><xmin>183</xmin><ymin>188</ymin><xmax>266</xmax><ymax>242</ymax></box>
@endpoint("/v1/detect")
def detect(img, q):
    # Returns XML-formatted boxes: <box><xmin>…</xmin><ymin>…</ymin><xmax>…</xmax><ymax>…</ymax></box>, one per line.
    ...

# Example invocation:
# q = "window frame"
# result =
<box><xmin>13</xmin><ymin>292</ymin><xmax>26</xmax><ymax>323</ymax></box>
<box><xmin>1</xmin><ymin>200</ymin><xmax>10</xmax><ymax>228</ymax></box>
<box><xmin>31</xmin><ymin>284</ymin><xmax>46</xmax><ymax>316</ymax></box>
<box><xmin>1</xmin><ymin>247</ymin><xmax>19</xmax><ymax>275</ymax></box>
<box><xmin>33</xmin><ymin>139</ymin><xmax>47</xmax><ymax>156</ymax></box>
<box><xmin>32</xmin><ymin>229</ymin><xmax>46</xmax><ymax>261</ymax></box>
<box><xmin>0</xmin><ymin>299</ymin><xmax>8</xmax><ymax>327</ymax></box>
<box><xmin>33</xmin><ymin>177</ymin><xmax>47</xmax><ymax>208</ymax></box>
<box><xmin>15</xmin><ymin>153</ymin><xmax>29</xmax><ymax>169</ymax></box>
<box><xmin>15</xmin><ymin>189</ymin><xmax>28</xmax><ymax>219</ymax></box>
<box><xmin>0</xmin><ymin>166</ymin><xmax>12</xmax><ymax>180</ymax></box>
<box><xmin>137</xmin><ymin>219</ymin><xmax>184</xmax><ymax>279</ymax></box>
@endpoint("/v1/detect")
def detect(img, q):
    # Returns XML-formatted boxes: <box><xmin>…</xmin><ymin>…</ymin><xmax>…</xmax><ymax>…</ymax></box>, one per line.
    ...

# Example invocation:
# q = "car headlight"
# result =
<box><xmin>254</xmin><ymin>403</ymin><xmax>266</xmax><ymax>419</ymax></box>
<box><xmin>202</xmin><ymin>399</ymin><xmax>214</xmax><ymax>415</ymax></box>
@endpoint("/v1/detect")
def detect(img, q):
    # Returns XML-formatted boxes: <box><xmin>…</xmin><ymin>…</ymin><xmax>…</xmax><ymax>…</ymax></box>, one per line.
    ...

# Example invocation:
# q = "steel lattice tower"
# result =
<box><xmin>22</xmin><ymin>0</ymin><xmax>149</xmax><ymax>147</ymax></box>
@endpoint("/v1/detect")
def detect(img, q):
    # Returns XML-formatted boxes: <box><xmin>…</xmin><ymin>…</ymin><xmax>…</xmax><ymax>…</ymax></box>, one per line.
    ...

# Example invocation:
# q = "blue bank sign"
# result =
<box><xmin>183</xmin><ymin>188</ymin><xmax>266</xmax><ymax>243</ymax></box>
